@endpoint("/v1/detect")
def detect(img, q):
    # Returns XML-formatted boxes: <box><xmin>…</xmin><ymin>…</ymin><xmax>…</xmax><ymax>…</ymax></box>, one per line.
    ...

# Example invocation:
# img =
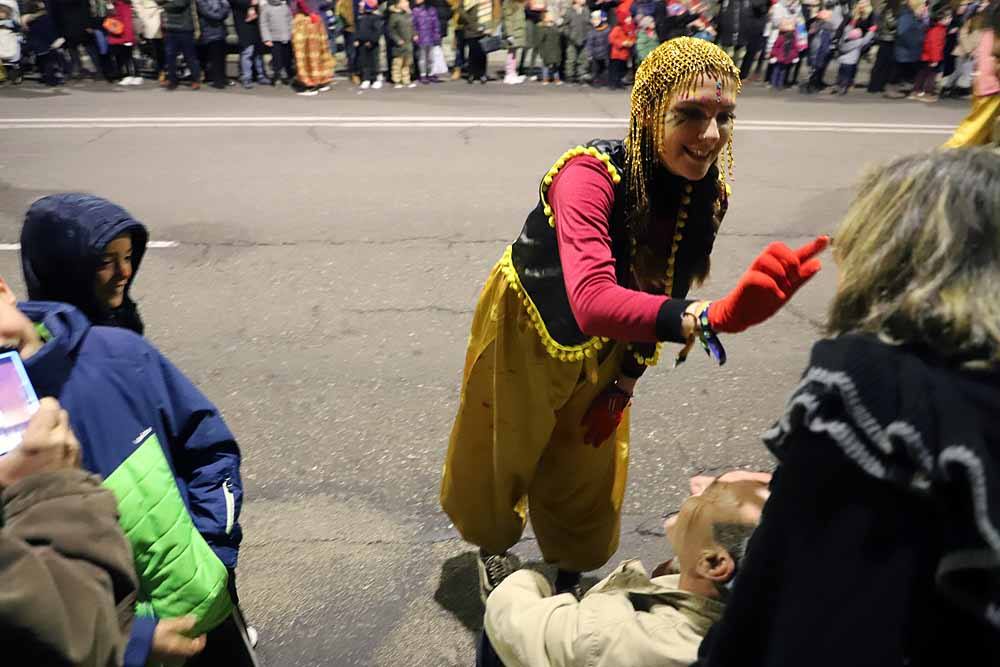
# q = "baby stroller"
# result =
<box><xmin>0</xmin><ymin>0</ymin><xmax>21</xmax><ymax>83</ymax></box>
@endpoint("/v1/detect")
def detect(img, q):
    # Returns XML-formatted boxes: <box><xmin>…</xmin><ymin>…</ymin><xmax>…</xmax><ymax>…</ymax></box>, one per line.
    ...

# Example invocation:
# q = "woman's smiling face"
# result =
<box><xmin>657</xmin><ymin>76</ymin><xmax>736</xmax><ymax>181</ymax></box>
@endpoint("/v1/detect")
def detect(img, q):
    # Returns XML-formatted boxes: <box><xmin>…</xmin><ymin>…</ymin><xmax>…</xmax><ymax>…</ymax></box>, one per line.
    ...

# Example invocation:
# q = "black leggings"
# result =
<box><xmin>467</xmin><ymin>39</ymin><xmax>486</xmax><ymax>79</ymax></box>
<box><xmin>358</xmin><ymin>42</ymin><xmax>378</xmax><ymax>82</ymax></box>
<box><xmin>112</xmin><ymin>44</ymin><xmax>136</xmax><ymax>78</ymax></box>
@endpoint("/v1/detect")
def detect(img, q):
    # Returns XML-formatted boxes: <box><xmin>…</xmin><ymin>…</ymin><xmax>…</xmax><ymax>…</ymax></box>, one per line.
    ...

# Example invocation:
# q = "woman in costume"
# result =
<box><xmin>440</xmin><ymin>37</ymin><xmax>829</xmax><ymax>600</ymax></box>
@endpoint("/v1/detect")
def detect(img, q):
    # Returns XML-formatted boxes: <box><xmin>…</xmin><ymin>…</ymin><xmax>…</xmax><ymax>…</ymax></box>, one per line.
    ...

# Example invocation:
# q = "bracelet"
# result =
<box><xmin>697</xmin><ymin>303</ymin><xmax>727</xmax><ymax>366</ymax></box>
<box><xmin>673</xmin><ymin>301</ymin><xmax>726</xmax><ymax>367</ymax></box>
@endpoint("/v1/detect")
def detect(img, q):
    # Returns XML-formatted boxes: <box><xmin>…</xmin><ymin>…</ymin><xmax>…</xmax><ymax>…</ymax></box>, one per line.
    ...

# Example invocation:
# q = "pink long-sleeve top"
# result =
<box><xmin>975</xmin><ymin>29</ymin><xmax>999</xmax><ymax>97</ymax></box>
<box><xmin>549</xmin><ymin>155</ymin><xmax>680</xmax><ymax>343</ymax></box>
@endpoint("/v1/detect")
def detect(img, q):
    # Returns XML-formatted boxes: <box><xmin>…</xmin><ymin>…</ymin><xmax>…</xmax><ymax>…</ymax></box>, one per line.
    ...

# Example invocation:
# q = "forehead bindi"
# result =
<box><xmin>677</xmin><ymin>78</ymin><xmax>737</xmax><ymax>108</ymax></box>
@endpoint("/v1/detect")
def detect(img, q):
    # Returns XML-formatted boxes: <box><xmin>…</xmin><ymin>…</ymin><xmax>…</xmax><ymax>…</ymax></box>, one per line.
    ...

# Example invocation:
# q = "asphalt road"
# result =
<box><xmin>0</xmin><ymin>79</ymin><xmax>967</xmax><ymax>666</ymax></box>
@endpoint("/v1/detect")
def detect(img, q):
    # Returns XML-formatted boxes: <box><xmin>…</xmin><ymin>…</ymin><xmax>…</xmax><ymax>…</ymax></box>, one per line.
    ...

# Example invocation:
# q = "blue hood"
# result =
<box><xmin>21</xmin><ymin>193</ymin><xmax>149</xmax><ymax>335</ymax></box>
<box><xmin>19</xmin><ymin>301</ymin><xmax>93</xmax><ymax>399</ymax></box>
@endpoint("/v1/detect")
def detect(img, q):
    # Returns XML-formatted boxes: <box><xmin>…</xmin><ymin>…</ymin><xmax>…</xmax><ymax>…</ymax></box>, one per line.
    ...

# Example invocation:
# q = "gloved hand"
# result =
<box><xmin>310</xmin><ymin>12</ymin><xmax>320</xmax><ymax>24</ymax></box>
<box><xmin>708</xmin><ymin>236</ymin><xmax>829</xmax><ymax>334</ymax></box>
<box><xmin>581</xmin><ymin>383</ymin><xmax>631</xmax><ymax>447</ymax></box>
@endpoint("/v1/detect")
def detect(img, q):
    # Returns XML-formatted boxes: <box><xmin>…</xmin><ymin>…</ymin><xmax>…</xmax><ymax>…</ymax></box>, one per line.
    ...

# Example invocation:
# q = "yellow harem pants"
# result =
<box><xmin>943</xmin><ymin>95</ymin><xmax>1000</xmax><ymax>148</ymax></box>
<box><xmin>440</xmin><ymin>254</ymin><xmax>630</xmax><ymax>573</ymax></box>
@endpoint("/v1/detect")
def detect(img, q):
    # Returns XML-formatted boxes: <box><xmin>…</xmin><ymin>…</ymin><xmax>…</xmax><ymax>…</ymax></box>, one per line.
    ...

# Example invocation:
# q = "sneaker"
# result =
<box><xmin>477</xmin><ymin>550</ymin><xmax>520</xmax><ymax>603</ymax></box>
<box><xmin>129</xmin><ymin>76</ymin><xmax>143</xmax><ymax>85</ymax></box>
<box><xmin>243</xmin><ymin>81</ymin><xmax>254</xmax><ymax>89</ymax></box>
<box><xmin>360</xmin><ymin>80</ymin><xmax>371</xmax><ymax>89</ymax></box>
<box><xmin>117</xmin><ymin>78</ymin><xmax>131</xmax><ymax>86</ymax></box>
<box><xmin>394</xmin><ymin>83</ymin><xmax>403</xmax><ymax>89</ymax></box>
<box><xmin>372</xmin><ymin>79</ymin><xmax>382</xmax><ymax>89</ymax></box>
<box><xmin>296</xmin><ymin>87</ymin><xmax>319</xmax><ymax>96</ymax></box>
<box><xmin>318</xmin><ymin>84</ymin><xmax>331</xmax><ymax>92</ymax></box>
<box><xmin>407</xmin><ymin>82</ymin><xmax>417</xmax><ymax>88</ymax></box>
<box><xmin>246</xmin><ymin>626</ymin><xmax>259</xmax><ymax>648</ymax></box>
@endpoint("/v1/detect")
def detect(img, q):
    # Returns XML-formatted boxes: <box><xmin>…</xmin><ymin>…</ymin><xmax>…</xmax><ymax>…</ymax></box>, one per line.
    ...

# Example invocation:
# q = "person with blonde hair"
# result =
<box><xmin>440</xmin><ymin>36</ymin><xmax>828</xmax><ymax>604</ymax></box>
<box><xmin>696</xmin><ymin>148</ymin><xmax>1000</xmax><ymax>667</ymax></box>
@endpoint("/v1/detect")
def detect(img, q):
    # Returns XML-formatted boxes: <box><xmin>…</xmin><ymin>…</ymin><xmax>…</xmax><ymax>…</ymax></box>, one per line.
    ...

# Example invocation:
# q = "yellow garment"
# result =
<box><xmin>440</xmin><ymin>251</ymin><xmax>631</xmax><ymax>573</ymax></box>
<box><xmin>391</xmin><ymin>54</ymin><xmax>412</xmax><ymax>85</ymax></box>
<box><xmin>292</xmin><ymin>14</ymin><xmax>335</xmax><ymax>87</ymax></box>
<box><xmin>943</xmin><ymin>95</ymin><xmax>1000</xmax><ymax>148</ymax></box>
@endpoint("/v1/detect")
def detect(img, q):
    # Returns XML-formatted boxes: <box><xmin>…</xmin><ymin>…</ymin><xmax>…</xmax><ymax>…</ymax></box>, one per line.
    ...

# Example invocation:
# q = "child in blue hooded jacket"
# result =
<box><xmin>13</xmin><ymin>194</ymin><xmax>252</xmax><ymax>666</ymax></box>
<box><xmin>21</xmin><ymin>194</ymin><xmax>149</xmax><ymax>335</ymax></box>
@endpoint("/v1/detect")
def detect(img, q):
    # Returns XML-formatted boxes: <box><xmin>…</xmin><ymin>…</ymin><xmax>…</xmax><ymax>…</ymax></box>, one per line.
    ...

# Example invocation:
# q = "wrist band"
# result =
<box><xmin>697</xmin><ymin>303</ymin><xmax>727</xmax><ymax>366</ymax></box>
<box><xmin>674</xmin><ymin>301</ymin><xmax>726</xmax><ymax>367</ymax></box>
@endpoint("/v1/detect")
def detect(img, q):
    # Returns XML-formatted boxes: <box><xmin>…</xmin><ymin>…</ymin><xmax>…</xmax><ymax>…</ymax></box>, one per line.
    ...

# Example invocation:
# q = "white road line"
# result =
<box><xmin>0</xmin><ymin>241</ymin><xmax>178</xmax><ymax>250</ymax></box>
<box><xmin>0</xmin><ymin>116</ymin><xmax>956</xmax><ymax>133</ymax></box>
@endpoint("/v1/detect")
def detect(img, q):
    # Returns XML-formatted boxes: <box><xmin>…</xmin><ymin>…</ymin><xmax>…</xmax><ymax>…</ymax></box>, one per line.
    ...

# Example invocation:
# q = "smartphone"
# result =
<box><xmin>0</xmin><ymin>351</ymin><xmax>40</xmax><ymax>456</ymax></box>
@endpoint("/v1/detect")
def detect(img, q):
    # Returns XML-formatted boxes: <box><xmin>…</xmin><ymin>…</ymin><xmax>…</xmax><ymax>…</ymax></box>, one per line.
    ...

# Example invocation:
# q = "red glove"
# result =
<box><xmin>581</xmin><ymin>383</ymin><xmax>631</xmax><ymax>447</ymax></box>
<box><xmin>708</xmin><ymin>236</ymin><xmax>829</xmax><ymax>334</ymax></box>
<box><xmin>310</xmin><ymin>12</ymin><xmax>320</xmax><ymax>24</ymax></box>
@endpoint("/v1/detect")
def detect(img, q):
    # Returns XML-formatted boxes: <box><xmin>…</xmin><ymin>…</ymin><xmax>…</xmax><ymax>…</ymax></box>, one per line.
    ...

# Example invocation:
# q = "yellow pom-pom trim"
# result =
<box><xmin>498</xmin><ymin>246</ymin><xmax>611</xmax><ymax>363</ymax></box>
<box><xmin>632</xmin><ymin>343</ymin><xmax>662</xmax><ymax>367</ymax></box>
<box><xmin>540</xmin><ymin>145</ymin><xmax>623</xmax><ymax>229</ymax></box>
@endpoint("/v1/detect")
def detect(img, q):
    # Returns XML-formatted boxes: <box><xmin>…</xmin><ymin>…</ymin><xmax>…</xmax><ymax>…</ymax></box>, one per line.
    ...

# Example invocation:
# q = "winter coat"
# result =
<box><xmin>336</xmin><ymin>0</ymin><xmax>355</xmax><ymax>30</ymax></box>
<box><xmin>695</xmin><ymin>334</ymin><xmax>1000</xmax><ymax>667</ymax></box>
<box><xmin>50</xmin><ymin>0</ymin><xmax>94</xmax><ymax>43</ymax></box>
<box><xmin>0</xmin><ymin>470</ymin><xmax>139</xmax><ymax>667</ymax></box>
<box><xmin>836</xmin><ymin>28</ymin><xmax>873</xmax><ymax>65</ymax></box>
<box><xmin>457</xmin><ymin>0</ymin><xmax>499</xmax><ymax>37</ymax></box>
<box><xmin>894</xmin><ymin>5</ymin><xmax>924</xmax><ymax>63</ymax></box>
<box><xmin>229</xmin><ymin>0</ymin><xmax>262</xmax><ymax>47</ymax></box>
<box><xmin>0</xmin><ymin>0</ymin><xmax>20</xmax><ymax>62</ymax></box>
<box><xmin>20</xmin><ymin>0</ymin><xmax>59</xmax><ymax>54</ymax></box>
<box><xmin>430</xmin><ymin>0</ymin><xmax>452</xmax><ymax>31</ymax></box>
<box><xmin>197</xmin><ymin>0</ymin><xmax>231</xmax><ymax>42</ymax></box>
<box><xmin>974</xmin><ymin>28</ymin><xmax>998</xmax><ymax>97</ymax></box>
<box><xmin>502</xmin><ymin>0</ymin><xmax>526</xmax><ymax>46</ymax></box>
<box><xmin>354</xmin><ymin>8</ymin><xmax>382</xmax><ymax>43</ymax></box>
<box><xmin>716</xmin><ymin>0</ymin><xmax>750</xmax><ymax>47</ymax></box>
<box><xmin>23</xmin><ymin>301</ymin><xmax>243</xmax><ymax>667</ymax></box>
<box><xmin>485</xmin><ymin>561</ymin><xmax>724</xmax><ymax>667</ymax></box>
<box><xmin>133</xmin><ymin>0</ymin><xmax>162</xmax><ymax>38</ymax></box>
<box><xmin>21</xmin><ymin>194</ymin><xmax>148</xmax><ymax>336</ymax></box>
<box><xmin>562</xmin><ymin>3</ymin><xmax>589</xmax><ymax>43</ymax></box>
<box><xmin>635</xmin><ymin>26</ymin><xmax>656</xmax><ymax>59</ymax></box>
<box><xmin>586</xmin><ymin>21</ymin><xmax>608</xmax><ymax>58</ymax></box>
<box><xmin>157</xmin><ymin>0</ymin><xmax>195</xmax><ymax>31</ymax></box>
<box><xmin>259</xmin><ymin>0</ymin><xmax>291</xmax><ymax>41</ymax></box>
<box><xmin>413</xmin><ymin>3</ymin><xmax>440</xmax><ymax>44</ymax></box>
<box><xmin>921</xmin><ymin>20</ymin><xmax>945</xmax><ymax>63</ymax></box>
<box><xmin>388</xmin><ymin>7</ymin><xmax>414</xmax><ymax>54</ymax></box>
<box><xmin>105</xmin><ymin>0</ymin><xmax>135</xmax><ymax>45</ymax></box>
<box><xmin>741</xmin><ymin>0</ymin><xmax>767</xmax><ymax>45</ymax></box>
<box><xmin>608</xmin><ymin>20</ymin><xmax>634</xmax><ymax>59</ymax></box>
<box><xmin>654</xmin><ymin>1</ymin><xmax>695</xmax><ymax>42</ymax></box>
<box><xmin>771</xmin><ymin>30</ymin><xmax>797</xmax><ymax>63</ymax></box>
<box><xmin>537</xmin><ymin>21</ymin><xmax>561</xmax><ymax>63</ymax></box>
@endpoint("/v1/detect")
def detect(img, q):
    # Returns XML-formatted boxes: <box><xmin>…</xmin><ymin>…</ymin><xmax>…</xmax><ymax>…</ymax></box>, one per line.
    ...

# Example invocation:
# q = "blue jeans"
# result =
<box><xmin>239</xmin><ymin>44</ymin><xmax>267</xmax><ymax>84</ymax></box>
<box><xmin>165</xmin><ymin>30</ymin><xmax>200</xmax><ymax>84</ymax></box>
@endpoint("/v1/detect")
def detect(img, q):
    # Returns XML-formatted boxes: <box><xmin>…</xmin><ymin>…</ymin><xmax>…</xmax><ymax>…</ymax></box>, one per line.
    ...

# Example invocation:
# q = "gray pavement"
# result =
<box><xmin>0</xmin><ymin>80</ymin><xmax>967</xmax><ymax>666</ymax></box>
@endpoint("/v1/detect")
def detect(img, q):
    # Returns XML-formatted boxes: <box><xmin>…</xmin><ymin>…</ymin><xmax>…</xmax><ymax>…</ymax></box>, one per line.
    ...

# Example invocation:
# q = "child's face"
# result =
<box><xmin>0</xmin><ymin>7</ymin><xmax>10</xmax><ymax>19</ymax></box>
<box><xmin>624</xmin><ymin>15</ymin><xmax>632</xmax><ymax>25</ymax></box>
<box><xmin>94</xmin><ymin>234</ymin><xmax>134</xmax><ymax>311</ymax></box>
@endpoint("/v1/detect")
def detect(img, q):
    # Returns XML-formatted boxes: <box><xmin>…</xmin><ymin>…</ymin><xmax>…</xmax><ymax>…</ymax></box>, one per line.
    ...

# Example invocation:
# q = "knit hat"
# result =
<box><xmin>590</xmin><ymin>9</ymin><xmax>605</xmax><ymax>23</ymax></box>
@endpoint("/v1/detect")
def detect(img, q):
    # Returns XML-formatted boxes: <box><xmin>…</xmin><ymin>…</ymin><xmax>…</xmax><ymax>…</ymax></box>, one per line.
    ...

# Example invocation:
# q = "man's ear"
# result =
<box><xmin>689</xmin><ymin>475</ymin><xmax>715</xmax><ymax>496</ymax></box>
<box><xmin>695</xmin><ymin>547</ymin><xmax>735</xmax><ymax>584</ymax></box>
<box><xmin>0</xmin><ymin>278</ymin><xmax>17</xmax><ymax>306</ymax></box>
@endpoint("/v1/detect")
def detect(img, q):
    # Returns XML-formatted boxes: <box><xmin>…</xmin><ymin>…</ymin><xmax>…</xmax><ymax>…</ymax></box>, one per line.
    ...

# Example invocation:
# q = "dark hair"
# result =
<box><xmin>713</xmin><ymin>522</ymin><xmax>755</xmax><ymax>569</ymax></box>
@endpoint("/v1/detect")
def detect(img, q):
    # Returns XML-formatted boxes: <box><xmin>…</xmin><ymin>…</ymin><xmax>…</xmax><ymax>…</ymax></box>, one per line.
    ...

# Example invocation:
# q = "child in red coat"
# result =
<box><xmin>912</xmin><ymin>5</ymin><xmax>950</xmax><ymax>101</ymax></box>
<box><xmin>106</xmin><ymin>0</ymin><xmax>141</xmax><ymax>85</ymax></box>
<box><xmin>608</xmin><ymin>7</ymin><xmax>636</xmax><ymax>89</ymax></box>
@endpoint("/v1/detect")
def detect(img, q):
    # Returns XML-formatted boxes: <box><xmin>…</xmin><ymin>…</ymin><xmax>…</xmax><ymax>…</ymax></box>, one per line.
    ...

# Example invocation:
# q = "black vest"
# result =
<box><xmin>509</xmin><ymin>139</ymin><xmax>724</xmax><ymax>351</ymax></box>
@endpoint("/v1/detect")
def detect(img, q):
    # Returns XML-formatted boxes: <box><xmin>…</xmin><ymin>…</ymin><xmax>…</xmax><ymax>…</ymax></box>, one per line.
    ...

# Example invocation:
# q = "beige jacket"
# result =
<box><xmin>485</xmin><ymin>560</ymin><xmax>725</xmax><ymax>667</ymax></box>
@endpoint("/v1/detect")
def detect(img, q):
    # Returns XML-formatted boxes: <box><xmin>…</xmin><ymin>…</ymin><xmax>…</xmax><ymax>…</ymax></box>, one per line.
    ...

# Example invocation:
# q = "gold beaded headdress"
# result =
<box><xmin>628</xmin><ymin>37</ymin><xmax>742</xmax><ymax>219</ymax></box>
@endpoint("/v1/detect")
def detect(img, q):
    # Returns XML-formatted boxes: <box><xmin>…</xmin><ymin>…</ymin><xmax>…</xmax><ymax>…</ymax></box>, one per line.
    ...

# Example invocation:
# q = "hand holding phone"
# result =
<box><xmin>0</xmin><ymin>397</ymin><xmax>80</xmax><ymax>488</ymax></box>
<box><xmin>0</xmin><ymin>351</ymin><xmax>40</xmax><ymax>457</ymax></box>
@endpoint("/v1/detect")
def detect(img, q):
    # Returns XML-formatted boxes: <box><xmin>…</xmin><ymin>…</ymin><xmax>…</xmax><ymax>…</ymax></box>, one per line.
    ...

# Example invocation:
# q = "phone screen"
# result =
<box><xmin>0</xmin><ymin>351</ymin><xmax>40</xmax><ymax>456</ymax></box>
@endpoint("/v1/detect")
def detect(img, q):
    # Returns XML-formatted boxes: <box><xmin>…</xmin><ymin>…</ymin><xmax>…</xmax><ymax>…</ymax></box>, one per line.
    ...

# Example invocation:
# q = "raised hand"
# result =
<box><xmin>708</xmin><ymin>236</ymin><xmax>829</xmax><ymax>334</ymax></box>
